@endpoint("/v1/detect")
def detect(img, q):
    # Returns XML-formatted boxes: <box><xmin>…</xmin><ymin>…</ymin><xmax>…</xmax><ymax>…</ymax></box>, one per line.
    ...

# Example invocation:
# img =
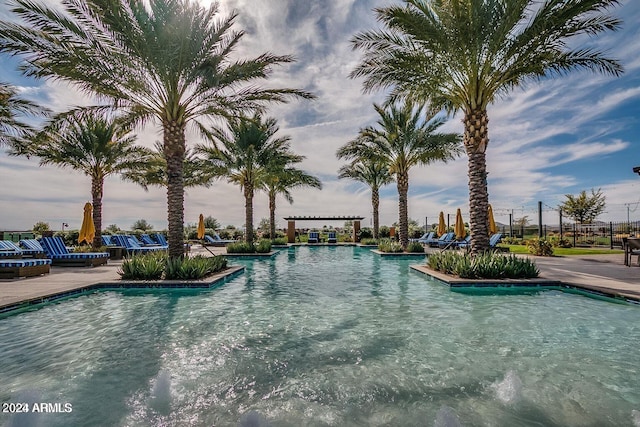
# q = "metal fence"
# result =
<box><xmin>498</xmin><ymin>220</ymin><xmax>640</xmax><ymax>248</ymax></box>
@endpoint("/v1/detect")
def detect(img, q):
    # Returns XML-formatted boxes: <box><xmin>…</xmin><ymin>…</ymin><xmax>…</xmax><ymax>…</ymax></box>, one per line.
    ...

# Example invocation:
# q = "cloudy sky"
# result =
<box><xmin>1</xmin><ymin>0</ymin><xmax>639</xmax><ymax>232</ymax></box>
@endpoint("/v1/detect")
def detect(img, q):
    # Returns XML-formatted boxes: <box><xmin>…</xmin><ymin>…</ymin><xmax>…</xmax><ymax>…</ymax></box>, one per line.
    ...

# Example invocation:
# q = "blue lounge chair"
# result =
<box><xmin>308</xmin><ymin>231</ymin><xmax>320</xmax><ymax>244</ymax></box>
<box><xmin>111</xmin><ymin>235</ymin><xmax>166</xmax><ymax>254</ymax></box>
<box><xmin>327</xmin><ymin>231</ymin><xmax>337</xmax><ymax>244</ymax></box>
<box><xmin>102</xmin><ymin>235</ymin><xmax>115</xmax><ymax>246</ymax></box>
<box><xmin>0</xmin><ymin>240</ymin><xmax>23</xmax><ymax>258</ymax></box>
<box><xmin>140</xmin><ymin>234</ymin><xmax>160</xmax><ymax>246</ymax></box>
<box><xmin>40</xmin><ymin>236</ymin><xmax>109</xmax><ymax>267</ymax></box>
<box><xmin>489</xmin><ymin>233</ymin><xmax>503</xmax><ymax>248</ymax></box>
<box><xmin>152</xmin><ymin>233</ymin><xmax>168</xmax><ymax>246</ymax></box>
<box><xmin>433</xmin><ymin>232</ymin><xmax>455</xmax><ymax>248</ymax></box>
<box><xmin>412</xmin><ymin>232</ymin><xmax>438</xmax><ymax>245</ymax></box>
<box><xmin>0</xmin><ymin>258</ymin><xmax>51</xmax><ymax>279</ymax></box>
<box><xmin>3</xmin><ymin>240</ymin><xmax>44</xmax><ymax>258</ymax></box>
<box><xmin>203</xmin><ymin>234</ymin><xmax>236</xmax><ymax>246</ymax></box>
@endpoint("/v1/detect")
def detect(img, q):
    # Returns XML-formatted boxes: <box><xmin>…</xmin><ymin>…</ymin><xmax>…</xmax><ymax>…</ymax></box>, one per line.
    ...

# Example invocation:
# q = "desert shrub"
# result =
<box><xmin>226</xmin><ymin>242</ymin><xmax>255</xmax><ymax>253</ymax></box>
<box><xmin>358</xmin><ymin>228</ymin><xmax>373</xmax><ymax>239</ymax></box>
<box><xmin>549</xmin><ymin>236</ymin><xmax>572</xmax><ymax>248</ymax></box>
<box><xmin>118</xmin><ymin>252</ymin><xmax>166</xmax><ymax>280</ymax></box>
<box><xmin>271</xmin><ymin>238</ymin><xmax>288</xmax><ymax>245</ymax></box>
<box><xmin>502</xmin><ymin>236</ymin><xmax>523</xmax><ymax>245</ymax></box>
<box><xmin>379</xmin><ymin>226</ymin><xmax>390</xmax><ymax>238</ymax></box>
<box><xmin>255</xmin><ymin>240</ymin><xmax>272</xmax><ymax>253</ymax></box>
<box><xmin>119</xmin><ymin>252</ymin><xmax>227</xmax><ymax>280</ymax></box>
<box><xmin>427</xmin><ymin>252</ymin><xmax>539</xmax><ymax>279</ymax></box>
<box><xmin>340</xmin><ymin>234</ymin><xmax>353</xmax><ymax>243</ymax></box>
<box><xmin>406</xmin><ymin>242</ymin><xmax>425</xmax><ymax>253</ymax></box>
<box><xmin>361</xmin><ymin>238</ymin><xmax>378</xmax><ymax>245</ymax></box>
<box><xmin>527</xmin><ymin>238</ymin><xmax>554</xmax><ymax>256</ymax></box>
<box><xmin>378</xmin><ymin>239</ymin><xmax>403</xmax><ymax>253</ymax></box>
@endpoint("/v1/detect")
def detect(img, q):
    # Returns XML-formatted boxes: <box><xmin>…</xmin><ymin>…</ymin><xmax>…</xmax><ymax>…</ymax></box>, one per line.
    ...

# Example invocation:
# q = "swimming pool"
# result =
<box><xmin>1</xmin><ymin>246</ymin><xmax>639</xmax><ymax>426</ymax></box>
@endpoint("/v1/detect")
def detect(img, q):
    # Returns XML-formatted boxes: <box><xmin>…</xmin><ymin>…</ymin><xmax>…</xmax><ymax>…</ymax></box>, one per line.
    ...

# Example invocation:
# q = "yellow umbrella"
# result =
<box><xmin>454</xmin><ymin>208</ymin><xmax>466</xmax><ymax>240</ymax></box>
<box><xmin>488</xmin><ymin>204</ymin><xmax>497</xmax><ymax>235</ymax></box>
<box><xmin>197</xmin><ymin>214</ymin><xmax>205</xmax><ymax>239</ymax></box>
<box><xmin>437</xmin><ymin>211</ymin><xmax>446</xmax><ymax>236</ymax></box>
<box><xmin>78</xmin><ymin>202</ymin><xmax>95</xmax><ymax>244</ymax></box>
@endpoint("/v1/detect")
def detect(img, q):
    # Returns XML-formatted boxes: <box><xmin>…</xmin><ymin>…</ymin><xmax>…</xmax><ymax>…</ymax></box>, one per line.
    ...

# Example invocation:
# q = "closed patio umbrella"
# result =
<box><xmin>197</xmin><ymin>214</ymin><xmax>205</xmax><ymax>240</ymax></box>
<box><xmin>455</xmin><ymin>208</ymin><xmax>465</xmax><ymax>240</ymax></box>
<box><xmin>438</xmin><ymin>211</ymin><xmax>446</xmax><ymax>236</ymax></box>
<box><xmin>78</xmin><ymin>202</ymin><xmax>95</xmax><ymax>244</ymax></box>
<box><xmin>488</xmin><ymin>204</ymin><xmax>497</xmax><ymax>235</ymax></box>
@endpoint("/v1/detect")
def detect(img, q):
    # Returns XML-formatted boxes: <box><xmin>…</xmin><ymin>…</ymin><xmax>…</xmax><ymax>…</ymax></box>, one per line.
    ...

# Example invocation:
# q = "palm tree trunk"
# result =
<box><xmin>397</xmin><ymin>172</ymin><xmax>409</xmax><ymax>249</ymax></box>
<box><xmin>372</xmin><ymin>187</ymin><xmax>380</xmax><ymax>240</ymax></box>
<box><xmin>269</xmin><ymin>190</ymin><xmax>276</xmax><ymax>240</ymax></box>
<box><xmin>163</xmin><ymin>120</ymin><xmax>186</xmax><ymax>259</ymax></box>
<box><xmin>244</xmin><ymin>184</ymin><xmax>254</xmax><ymax>243</ymax></box>
<box><xmin>91</xmin><ymin>175</ymin><xmax>103</xmax><ymax>250</ymax></box>
<box><xmin>464</xmin><ymin>109</ymin><xmax>490</xmax><ymax>255</ymax></box>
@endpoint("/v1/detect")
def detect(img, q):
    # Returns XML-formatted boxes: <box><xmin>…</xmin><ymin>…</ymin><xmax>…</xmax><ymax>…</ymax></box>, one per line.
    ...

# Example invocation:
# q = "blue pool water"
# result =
<box><xmin>1</xmin><ymin>246</ymin><xmax>639</xmax><ymax>426</ymax></box>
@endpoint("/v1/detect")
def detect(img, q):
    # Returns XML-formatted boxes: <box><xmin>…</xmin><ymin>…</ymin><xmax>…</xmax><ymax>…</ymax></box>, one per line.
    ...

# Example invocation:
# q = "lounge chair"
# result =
<box><xmin>111</xmin><ymin>235</ymin><xmax>166</xmax><ymax>254</ymax></box>
<box><xmin>0</xmin><ymin>240</ymin><xmax>23</xmax><ymax>258</ymax></box>
<box><xmin>327</xmin><ymin>231</ymin><xmax>337</xmax><ymax>244</ymax></box>
<box><xmin>152</xmin><ymin>233</ymin><xmax>168</xmax><ymax>246</ymax></box>
<box><xmin>434</xmin><ymin>232</ymin><xmax>455</xmax><ymax>248</ymax></box>
<box><xmin>3</xmin><ymin>240</ymin><xmax>45</xmax><ymax>258</ymax></box>
<box><xmin>623</xmin><ymin>237</ymin><xmax>640</xmax><ymax>266</ymax></box>
<box><xmin>40</xmin><ymin>236</ymin><xmax>109</xmax><ymax>267</ymax></box>
<box><xmin>308</xmin><ymin>231</ymin><xmax>320</xmax><ymax>244</ymax></box>
<box><xmin>489</xmin><ymin>233</ymin><xmax>503</xmax><ymax>248</ymax></box>
<box><xmin>0</xmin><ymin>258</ymin><xmax>51</xmax><ymax>279</ymax></box>
<box><xmin>140</xmin><ymin>234</ymin><xmax>161</xmax><ymax>246</ymax></box>
<box><xmin>453</xmin><ymin>235</ymin><xmax>472</xmax><ymax>250</ymax></box>
<box><xmin>203</xmin><ymin>234</ymin><xmax>236</xmax><ymax>246</ymax></box>
<box><xmin>102</xmin><ymin>235</ymin><xmax>115</xmax><ymax>246</ymax></box>
<box><xmin>412</xmin><ymin>231</ymin><xmax>437</xmax><ymax>245</ymax></box>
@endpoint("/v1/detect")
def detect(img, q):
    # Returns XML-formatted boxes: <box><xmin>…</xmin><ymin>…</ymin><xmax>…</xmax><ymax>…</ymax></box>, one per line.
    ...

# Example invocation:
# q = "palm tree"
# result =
<box><xmin>1</xmin><ymin>82</ymin><xmax>47</xmax><ymax>149</ymax></box>
<box><xmin>0</xmin><ymin>0</ymin><xmax>313</xmax><ymax>258</ymax></box>
<box><xmin>197</xmin><ymin>115</ymin><xmax>297</xmax><ymax>243</ymax></box>
<box><xmin>338</xmin><ymin>102</ymin><xmax>461</xmax><ymax>248</ymax></box>
<box><xmin>26</xmin><ymin>110</ymin><xmax>154</xmax><ymax>249</ymax></box>
<box><xmin>351</xmin><ymin>0</ymin><xmax>622</xmax><ymax>254</ymax></box>
<box><xmin>337</xmin><ymin>159</ymin><xmax>392</xmax><ymax>239</ymax></box>
<box><xmin>264</xmin><ymin>159</ymin><xmax>322</xmax><ymax>240</ymax></box>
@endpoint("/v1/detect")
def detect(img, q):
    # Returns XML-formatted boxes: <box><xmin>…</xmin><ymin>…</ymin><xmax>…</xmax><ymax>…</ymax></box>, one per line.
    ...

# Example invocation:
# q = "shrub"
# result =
<box><xmin>340</xmin><ymin>234</ymin><xmax>353</xmax><ymax>243</ymax></box>
<box><xmin>406</xmin><ymin>242</ymin><xmax>425</xmax><ymax>253</ymax></box>
<box><xmin>271</xmin><ymin>238</ymin><xmax>288</xmax><ymax>245</ymax></box>
<box><xmin>255</xmin><ymin>240</ymin><xmax>272</xmax><ymax>253</ymax></box>
<box><xmin>502</xmin><ymin>236</ymin><xmax>522</xmax><ymax>245</ymax></box>
<box><xmin>427</xmin><ymin>252</ymin><xmax>539</xmax><ymax>279</ymax></box>
<box><xmin>118</xmin><ymin>252</ymin><xmax>227</xmax><ymax>280</ymax></box>
<box><xmin>361</xmin><ymin>238</ymin><xmax>378</xmax><ymax>245</ymax></box>
<box><xmin>74</xmin><ymin>245</ymin><xmax>108</xmax><ymax>253</ymax></box>
<box><xmin>358</xmin><ymin>228</ymin><xmax>373</xmax><ymax>239</ymax></box>
<box><xmin>379</xmin><ymin>226</ymin><xmax>390</xmax><ymax>238</ymax></box>
<box><xmin>378</xmin><ymin>239</ymin><xmax>404</xmax><ymax>253</ymax></box>
<box><xmin>527</xmin><ymin>238</ymin><xmax>554</xmax><ymax>256</ymax></box>
<box><xmin>549</xmin><ymin>236</ymin><xmax>572</xmax><ymax>248</ymax></box>
<box><xmin>226</xmin><ymin>242</ymin><xmax>255</xmax><ymax>253</ymax></box>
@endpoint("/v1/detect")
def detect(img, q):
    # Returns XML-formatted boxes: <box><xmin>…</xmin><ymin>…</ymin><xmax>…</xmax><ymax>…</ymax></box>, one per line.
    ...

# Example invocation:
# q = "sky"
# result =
<box><xmin>1</xmin><ymin>0</ymin><xmax>639</xmax><ymax>232</ymax></box>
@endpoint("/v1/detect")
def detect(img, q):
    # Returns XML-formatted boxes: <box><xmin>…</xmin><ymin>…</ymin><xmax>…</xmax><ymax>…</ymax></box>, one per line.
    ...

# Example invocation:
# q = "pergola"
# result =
<box><xmin>282</xmin><ymin>216</ymin><xmax>365</xmax><ymax>243</ymax></box>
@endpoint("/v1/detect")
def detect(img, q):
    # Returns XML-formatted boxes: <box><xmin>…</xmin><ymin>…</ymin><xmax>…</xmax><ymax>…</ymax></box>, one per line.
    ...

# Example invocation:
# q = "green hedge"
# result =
<box><xmin>226</xmin><ymin>240</ymin><xmax>272</xmax><ymax>254</ymax></box>
<box><xmin>427</xmin><ymin>251</ymin><xmax>539</xmax><ymax>279</ymax></box>
<box><xmin>118</xmin><ymin>252</ymin><xmax>227</xmax><ymax>280</ymax></box>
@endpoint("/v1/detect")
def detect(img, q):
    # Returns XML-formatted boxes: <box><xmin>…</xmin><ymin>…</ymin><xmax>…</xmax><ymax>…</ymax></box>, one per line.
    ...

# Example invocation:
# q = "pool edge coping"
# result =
<box><xmin>0</xmin><ymin>265</ymin><xmax>245</xmax><ymax>316</ymax></box>
<box><xmin>410</xmin><ymin>264</ymin><xmax>640</xmax><ymax>304</ymax></box>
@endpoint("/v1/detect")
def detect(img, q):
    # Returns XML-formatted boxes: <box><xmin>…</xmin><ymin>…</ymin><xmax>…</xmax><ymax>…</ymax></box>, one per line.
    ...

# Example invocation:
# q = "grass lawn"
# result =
<box><xmin>502</xmin><ymin>245</ymin><xmax>624</xmax><ymax>256</ymax></box>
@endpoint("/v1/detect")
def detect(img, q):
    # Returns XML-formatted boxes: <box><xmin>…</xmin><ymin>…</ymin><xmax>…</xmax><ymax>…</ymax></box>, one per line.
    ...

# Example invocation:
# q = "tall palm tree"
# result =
<box><xmin>196</xmin><ymin>115</ymin><xmax>296</xmax><ymax>243</ymax></box>
<box><xmin>351</xmin><ymin>0</ymin><xmax>622</xmax><ymax>254</ymax></box>
<box><xmin>337</xmin><ymin>159</ymin><xmax>392</xmax><ymax>239</ymax></box>
<box><xmin>26</xmin><ymin>110</ymin><xmax>154</xmax><ymax>249</ymax></box>
<box><xmin>0</xmin><ymin>0</ymin><xmax>313</xmax><ymax>258</ymax></box>
<box><xmin>264</xmin><ymin>159</ymin><xmax>322</xmax><ymax>240</ymax></box>
<box><xmin>1</xmin><ymin>82</ymin><xmax>47</xmax><ymax>149</ymax></box>
<box><xmin>338</xmin><ymin>102</ymin><xmax>461</xmax><ymax>248</ymax></box>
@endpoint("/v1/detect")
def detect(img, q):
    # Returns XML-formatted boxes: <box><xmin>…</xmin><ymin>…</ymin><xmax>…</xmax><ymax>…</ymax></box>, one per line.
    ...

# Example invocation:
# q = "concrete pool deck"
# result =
<box><xmin>0</xmin><ymin>247</ymin><xmax>639</xmax><ymax>313</ymax></box>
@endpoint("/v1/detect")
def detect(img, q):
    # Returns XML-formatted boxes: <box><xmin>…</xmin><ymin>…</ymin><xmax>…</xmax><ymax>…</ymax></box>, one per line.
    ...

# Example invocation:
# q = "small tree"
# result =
<box><xmin>561</xmin><ymin>189</ymin><xmax>606</xmax><ymax>224</ymax></box>
<box><xmin>132</xmin><ymin>219</ymin><xmax>153</xmax><ymax>231</ymax></box>
<box><xmin>104</xmin><ymin>224</ymin><xmax>121</xmax><ymax>234</ymax></box>
<box><xmin>32</xmin><ymin>221</ymin><xmax>50</xmax><ymax>234</ymax></box>
<box><xmin>203</xmin><ymin>216</ymin><xmax>220</xmax><ymax>230</ymax></box>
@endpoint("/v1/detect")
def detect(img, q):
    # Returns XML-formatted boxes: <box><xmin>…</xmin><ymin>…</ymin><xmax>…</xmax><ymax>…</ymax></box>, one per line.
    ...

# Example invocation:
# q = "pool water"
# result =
<box><xmin>1</xmin><ymin>246</ymin><xmax>639</xmax><ymax>426</ymax></box>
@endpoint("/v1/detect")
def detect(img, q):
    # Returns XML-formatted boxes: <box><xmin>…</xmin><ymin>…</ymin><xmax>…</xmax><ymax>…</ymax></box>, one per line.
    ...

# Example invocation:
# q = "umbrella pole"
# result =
<box><xmin>201</xmin><ymin>240</ymin><xmax>217</xmax><ymax>257</ymax></box>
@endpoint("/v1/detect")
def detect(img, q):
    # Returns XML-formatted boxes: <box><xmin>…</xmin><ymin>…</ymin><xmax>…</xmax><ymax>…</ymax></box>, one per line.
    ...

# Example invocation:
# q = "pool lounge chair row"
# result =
<box><xmin>38</xmin><ymin>237</ymin><xmax>109</xmax><ymax>267</ymax></box>
<box><xmin>203</xmin><ymin>234</ymin><xmax>236</xmax><ymax>246</ymax></box>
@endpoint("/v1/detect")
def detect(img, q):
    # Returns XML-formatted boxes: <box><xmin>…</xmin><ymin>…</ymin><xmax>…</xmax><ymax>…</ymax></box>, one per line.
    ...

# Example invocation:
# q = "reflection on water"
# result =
<box><xmin>1</xmin><ymin>246</ymin><xmax>639</xmax><ymax>426</ymax></box>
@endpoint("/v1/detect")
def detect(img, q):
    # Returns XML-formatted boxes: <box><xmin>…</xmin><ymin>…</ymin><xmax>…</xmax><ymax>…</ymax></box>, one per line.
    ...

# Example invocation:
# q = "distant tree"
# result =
<box><xmin>132</xmin><ymin>219</ymin><xmax>153</xmax><ymax>231</ymax></box>
<box><xmin>515</xmin><ymin>216</ymin><xmax>530</xmax><ymax>227</ymax></box>
<box><xmin>203</xmin><ymin>216</ymin><xmax>220</xmax><ymax>230</ymax></box>
<box><xmin>561</xmin><ymin>188</ymin><xmax>606</xmax><ymax>224</ymax></box>
<box><xmin>104</xmin><ymin>224</ymin><xmax>121</xmax><ymax>234</ymax></box>
<box><xmin>32</xmin><ymin>221</ymin><xmax>50</xmax><ymax>234</ymax></box>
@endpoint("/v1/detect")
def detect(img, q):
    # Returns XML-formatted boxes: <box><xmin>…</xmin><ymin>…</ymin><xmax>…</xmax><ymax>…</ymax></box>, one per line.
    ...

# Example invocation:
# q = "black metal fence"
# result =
<box><xmin>499</xmin><ymin>220</ymin><xmax>640</xmax><ymax>248</ymax></box>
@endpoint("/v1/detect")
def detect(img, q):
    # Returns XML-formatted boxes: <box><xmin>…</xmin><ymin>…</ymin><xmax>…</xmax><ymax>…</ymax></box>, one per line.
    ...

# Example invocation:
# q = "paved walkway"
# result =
<box><xmin>1</xmin><ymin>247</ymin><xmax>639</xmax><ymax>313</ymax></box>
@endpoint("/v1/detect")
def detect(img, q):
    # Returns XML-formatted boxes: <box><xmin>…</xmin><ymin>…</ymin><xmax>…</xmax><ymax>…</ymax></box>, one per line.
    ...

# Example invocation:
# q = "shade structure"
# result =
<box><xmin>454</xmin><ymin>208</ymin><xmax>466</xmax><ymax>240</ymax></box>
<box><xmin>197</xmin><ymin>214</ymin><xmax>205</xmax><ymax>239</ymax></box>
<box><xmin>78</xmin><ymin>202</ymin><xmax>95</xmax><ymax>244</ymax></box>
<box><xmin>488</xmin><ymin>204</ymin><xmax>497</xmax><ymax>235</ymax></box>
<box><xmin>437</xmin><ymin>211</ymin><xmax>446</xmax><ymax>236</ymax></box>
